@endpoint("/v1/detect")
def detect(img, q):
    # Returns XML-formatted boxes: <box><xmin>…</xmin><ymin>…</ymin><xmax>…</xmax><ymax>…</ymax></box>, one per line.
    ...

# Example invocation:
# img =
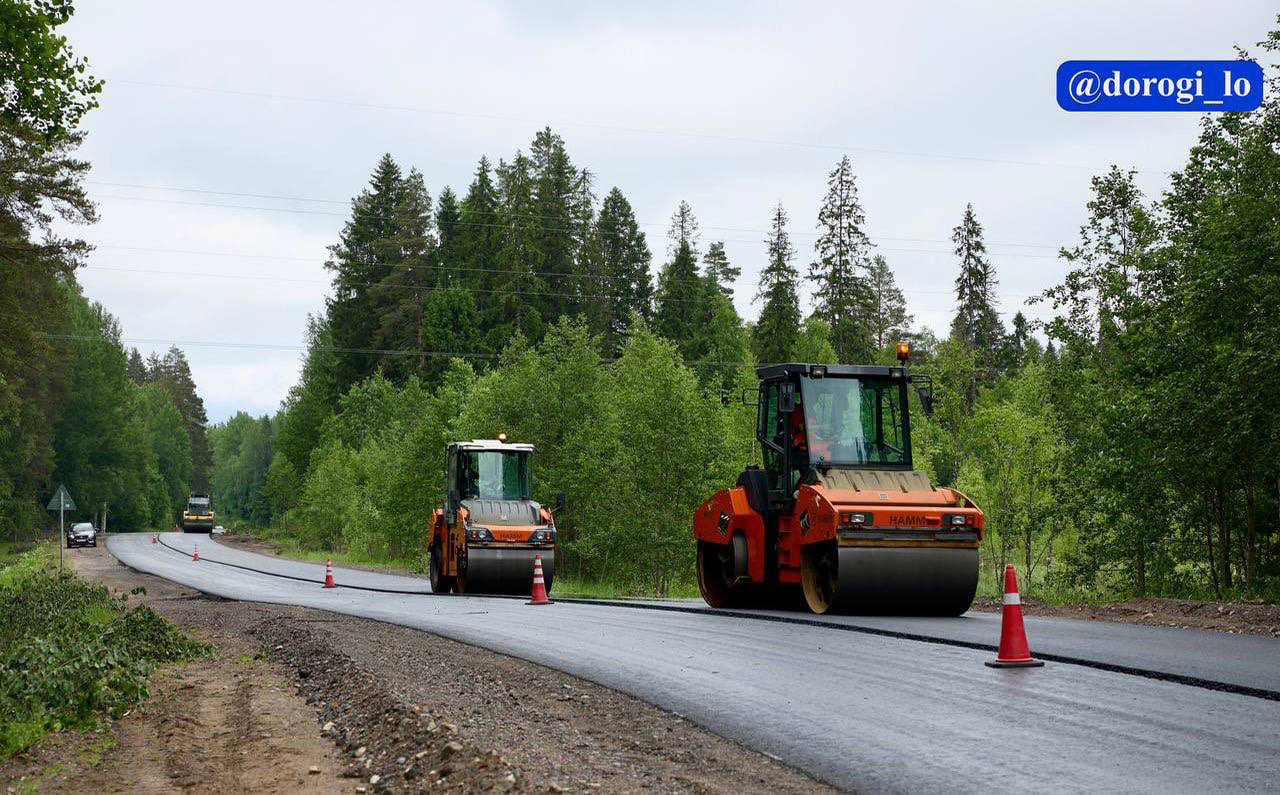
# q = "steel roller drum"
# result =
<box><xmin>462</xmin><ymin>547</ymin><xmax>555</xmax><ymax>595</ymax></box>
<box><xmin>824</xmin><ymin>547</ymin><xmax>978</xmax><ymax>615</ymax></box>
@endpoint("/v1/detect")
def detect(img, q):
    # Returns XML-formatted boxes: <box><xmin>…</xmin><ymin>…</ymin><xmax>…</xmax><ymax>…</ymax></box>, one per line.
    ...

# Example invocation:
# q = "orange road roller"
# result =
<box><xmin>693</xmin><ymin>345</ymin><xmax>983</xmax><ymax>615</ymax></box>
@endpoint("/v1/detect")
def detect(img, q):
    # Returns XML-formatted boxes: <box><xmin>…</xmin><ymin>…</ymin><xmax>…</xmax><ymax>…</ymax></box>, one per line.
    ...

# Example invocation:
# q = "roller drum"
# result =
<box><xmin>463</xmin><ymin>547</ymin><xmax>554</xmax><ymax>595</ymax></box>
<box><xmin>804</xmin><ymin>545</ymin><xmax>978</xmax><ymax>615</ymax></box>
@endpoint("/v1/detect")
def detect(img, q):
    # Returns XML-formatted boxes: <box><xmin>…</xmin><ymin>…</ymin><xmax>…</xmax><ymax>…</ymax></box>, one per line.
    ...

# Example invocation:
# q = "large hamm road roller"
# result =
<box><xmin>693</xmin><ymin>345</ymin><xmax>983</xmax><ymax>615</ymax></box>
<box><xmin>180</xmin><ymin>493</ymin><xmax>215</xmax><ymax>533</ymax></box>
<box><xmin>429</xmin><ymin>437</ymin><xmax>560</xmax><ymax>595</ymax></box>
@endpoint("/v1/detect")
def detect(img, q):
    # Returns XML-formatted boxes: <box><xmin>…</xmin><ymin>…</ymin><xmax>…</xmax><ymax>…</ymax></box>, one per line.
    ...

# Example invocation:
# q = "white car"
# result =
<box><xmin>211</xmin><ymin>525</ymin><xmax>226</xmax><ymax>535</ymax></box>
<box><xmin>67</xmin><ymin>522</ymin><xmax>97</xmax><ymax>548</ymax></box>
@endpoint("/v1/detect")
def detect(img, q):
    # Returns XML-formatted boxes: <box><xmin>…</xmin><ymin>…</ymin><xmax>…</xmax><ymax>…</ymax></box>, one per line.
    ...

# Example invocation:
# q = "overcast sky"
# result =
<box><xmin>63</xmin><ymin>1</ymin><xmax>1277</xmax><ymax>422</ymax></box>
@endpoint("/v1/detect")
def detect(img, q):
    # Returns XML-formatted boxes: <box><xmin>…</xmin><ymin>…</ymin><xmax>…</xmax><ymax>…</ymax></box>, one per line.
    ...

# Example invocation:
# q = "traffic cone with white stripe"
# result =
<box><xmin>526</xmin><ymin>554</ymin><xmax>552</xmax><ymax>605</ymax></box>
<box><xmin>151</xmin><ymin>532</ymin><xmax>157</xmax><ymax>544</ymax></box>
<box><xmin>985</xmin><ymin>564</ymin><xmax>1043</xmax><ymax>668</ymax></box>
<box><xmin>192</xmin><ymin>542</ymin><xmax>199</xmax><ymax>562</ymax></box>
<box><xmin>323</xmin><ymin>560</ymin><xmax>336</xmax><ymax>589</ymax></box>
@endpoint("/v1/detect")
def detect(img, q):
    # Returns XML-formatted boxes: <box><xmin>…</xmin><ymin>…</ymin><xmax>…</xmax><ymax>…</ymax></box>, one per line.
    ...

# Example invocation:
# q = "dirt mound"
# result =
<box><xmin>253</xmin><ymin>617</ymin><xmax>523</xmax><ymax>792</ymax></box>
<box><xmin>972</xmin><ymin>595</ymin><xmax>1280</xmax><ymax>637</ymax></box>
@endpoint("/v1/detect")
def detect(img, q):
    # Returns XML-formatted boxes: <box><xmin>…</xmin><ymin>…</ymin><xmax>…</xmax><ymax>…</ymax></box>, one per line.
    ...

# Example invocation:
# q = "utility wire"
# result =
<box><xmin>80</xmin><ymin>262</ymin><xmax>1050</xmax><ymax>304</ymax></box>
<box><xmin>86</xmin><ymin>179</ymin><xmax>1062</xmax><ymax>249</ymax></box>
<box><xmin>91</xmin><ymin>193</ymin><xmax>1061</xmax><ymax>258</ymax></box>
<box><xmin>109</xmin><ymin>78</ymin><xmax>1172</xmax><ymax>174</ymax></box>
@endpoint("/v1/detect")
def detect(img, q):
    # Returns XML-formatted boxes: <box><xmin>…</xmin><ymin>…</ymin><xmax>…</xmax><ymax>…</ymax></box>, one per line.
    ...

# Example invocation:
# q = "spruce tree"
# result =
<box><xmin>372</xmin><ymin>168</ymin><xmax>435</xmax><ymax>380</ymax></box>
<box><xmin>654</xmin><ymin>201</ymin><xmax>706</xmax><ymax>359</ymax></box>
<box><xmin>459</xmin><ymin>157</ymin><xmax>500</xmax><ymax>284</ymax></box>
<box><xmin>753</xmin><ymin>203</ymin><xmax>801</xmax><ymax>365</ymax></box>
<box><xmin>811</xmin><ymin>155</ymin><xmax>874</xmax><ymax>363</ymax></box>
<box><xmin>591</xmin><ymin>187</ymin><xmax>652</xmax><ymax>353</ymax></box>
<box><xmin>702</xmin><ymin>241</ymin><xmax>739</xmax><ymax>297</ymax></box>
<box><xmin>125</xmin><ymin>347</ymin><xmax>148</xmax><ymax>384</ymax></box>
<box><xmin>949</xmin><ymin>203</ymin><xmax>1006</xmax><ymax>403</ymax></box>
<box><xmin>531</xmin><ymin>128</ymin><xmax>580</xmax><ymax>320</ymax></box>
<box><xmin>325</xmin><ymin>154</ymin><xmax>405</xmax><ymax>391</ymax></box>
<box><xmin>152</xmin><ymin>346</ymin><xmax>211</xmax><ymax>491</ymax></box>
<box><xmin>434</xmin><ymin>186</ymin><xmax>461</xmax><ymax>286</ymax></box>
<box><xmin>866</xmin><ymin>254</ymin><xmax>913</xmax><ymax>349</ymax></box>
<box><xmin>491</xmin><ymin>152</ymin><xmax>545</xmax><ymax>349</ymax></box>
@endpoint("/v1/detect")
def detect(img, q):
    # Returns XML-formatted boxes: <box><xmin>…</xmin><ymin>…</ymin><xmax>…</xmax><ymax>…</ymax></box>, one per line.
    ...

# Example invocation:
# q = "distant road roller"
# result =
<box><xmin>180</xmin><ymin>493</ymin><xmax>215</xmax><ymax>533</ymax></box>
<box><xmin>693</xmin><ymin>344</ymin><xmax>983</xmax><ymax>615</ymax></box>
<box><xmin>429</xmin><ymin>437</ymin><xmax>561</xmax><ymax>595</ymax></box>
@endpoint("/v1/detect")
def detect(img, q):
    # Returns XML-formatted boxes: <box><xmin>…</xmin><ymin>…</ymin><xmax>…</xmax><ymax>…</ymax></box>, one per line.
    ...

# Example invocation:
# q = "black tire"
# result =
<box><xmin>697</xmin><ymin>540</ymin><xmax>743</xmax><ymax>608</ymax></box>
<box><xmin>428</xmin><ymin>543</ymin><xmax>454</xmax><ymax>594</ymax></box>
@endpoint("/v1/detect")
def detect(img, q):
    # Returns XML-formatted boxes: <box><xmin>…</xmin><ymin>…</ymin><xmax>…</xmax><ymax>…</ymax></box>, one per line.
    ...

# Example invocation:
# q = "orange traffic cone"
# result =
<box><xmin>526</xmin><ymin>554</ymin><xmax>553</xmax><ymax>605</ymax></box>
<box><xmin>985</xmin><ymin>564</ymin><xmax>1043</xmax><ymax>668</ymax></box>
<box><xmin>151</xmin><ymin>532</ymin><xmax>157</xmax><ymax>544</ymax></box>
<box><xmin>192</xmin><ymin>542</ymin><xmax>199</xmax><ymax>562</ymax></box>
<box><xmin>323</xmin><ymin>560</ymin><xmax>336</xmax><ymax>589</ymax></box>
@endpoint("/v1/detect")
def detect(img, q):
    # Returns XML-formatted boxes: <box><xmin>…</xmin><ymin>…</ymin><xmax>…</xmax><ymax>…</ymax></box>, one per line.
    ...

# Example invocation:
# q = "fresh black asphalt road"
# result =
<box><xmin>109</xmin><ymin>533</ymin><xmax>1280</xmax><ymax>793</ymax></box>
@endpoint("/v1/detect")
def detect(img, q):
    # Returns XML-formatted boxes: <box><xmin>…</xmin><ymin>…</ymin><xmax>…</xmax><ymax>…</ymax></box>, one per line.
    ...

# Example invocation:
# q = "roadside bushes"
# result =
<box><xmin>279</xmin><ymin>318</ymin><xmax>753</xmax><ymax>594</ymax></box>
<box><xmin>0</xmin><ymin>547</ymin><xmax>208</xmax><ymax>757</ymax></box>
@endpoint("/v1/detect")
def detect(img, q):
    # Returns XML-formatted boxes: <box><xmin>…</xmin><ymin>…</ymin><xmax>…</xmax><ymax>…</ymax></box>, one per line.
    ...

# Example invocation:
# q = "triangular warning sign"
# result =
<box><xmin>46</xmin><ymin>484</ymin><xmax>76</xmax><ymax>512</ymax></box>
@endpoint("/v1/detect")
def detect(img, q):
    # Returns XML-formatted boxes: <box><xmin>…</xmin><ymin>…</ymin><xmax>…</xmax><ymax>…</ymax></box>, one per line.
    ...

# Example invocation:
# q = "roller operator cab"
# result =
<box><xmin>180</xmin><ymin>493</ymin><xmax>215</xmax><ymax>533</ymax></box>
<box><xmin>428</xmin><ymin>438</ymin><xmax>559</xmax><ymax>595</ymax></box>
<box><xmin>693</xmin><ymin>349</ymin><xmax>984</xmax><ymax>615</ymax></box>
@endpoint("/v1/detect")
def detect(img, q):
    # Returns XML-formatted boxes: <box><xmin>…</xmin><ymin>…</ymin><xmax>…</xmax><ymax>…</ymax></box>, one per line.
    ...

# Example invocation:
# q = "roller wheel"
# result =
<box><xmin>429</xmin><ymin>543</ymin><xmax>454</xmax><ymax>594</ymax></box>
<box><xmin>801</xmin><ymin>541</ymin><xmax>840</xmax><ymax>614</ymax></box>
<box><xmin>697</xmin><ymin>540</ymin><xmax>744</xmax><ymax>608</ymax></box>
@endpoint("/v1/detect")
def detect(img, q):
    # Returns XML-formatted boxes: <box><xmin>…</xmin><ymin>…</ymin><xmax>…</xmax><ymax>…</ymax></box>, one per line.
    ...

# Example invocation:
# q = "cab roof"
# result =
<box><xmin>756</xmin><ymin>363</ymin><xmax>908</xmax><ymax>380</ymax></box>
<box><xmin>451</xmin><ymin>439</ymin><xmax>535</xmax><ymax>453</ymax></box>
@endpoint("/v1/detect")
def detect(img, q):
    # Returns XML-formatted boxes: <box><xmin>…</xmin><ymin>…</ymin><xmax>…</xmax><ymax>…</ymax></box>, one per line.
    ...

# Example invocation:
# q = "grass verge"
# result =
<box><xmin>0</xmin><ymin>544</ymin><xmax>209</xmax><ymax>759</ymax></box>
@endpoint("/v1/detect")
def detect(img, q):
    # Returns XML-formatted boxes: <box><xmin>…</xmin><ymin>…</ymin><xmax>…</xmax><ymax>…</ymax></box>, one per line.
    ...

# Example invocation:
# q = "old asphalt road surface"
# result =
<box><xmin>111</xmin><ymin>533</ymin><xmax>1280</xmax><ymax>793</ymax></box>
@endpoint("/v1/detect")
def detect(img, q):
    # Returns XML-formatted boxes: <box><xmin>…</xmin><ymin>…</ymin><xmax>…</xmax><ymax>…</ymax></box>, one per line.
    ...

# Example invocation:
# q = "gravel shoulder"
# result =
<box><xmin>4</xmin><ymin>537</ymin><xmax>830</xmax><ymax>794</ymax></box>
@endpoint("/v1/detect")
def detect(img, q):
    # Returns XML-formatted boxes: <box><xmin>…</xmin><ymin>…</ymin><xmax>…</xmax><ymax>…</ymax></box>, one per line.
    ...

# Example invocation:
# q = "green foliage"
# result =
<box><xmin>0</xmin><ymin>546</ymin><xmax>208</xmax><ymax>757</ymax></box>
<box><xmin>811</xmin><ymin>155</ymin><xmax>875</xmax><ymax>363</ymax></box>
<box><xmin>0</xmin><ymin>0</ymin><xmax>103</xmax><ymax>139</ymax></box>
<box><xmin>753</xmin><ymin>203</ymin><xmax>801</xmax><ymax>365</ymax></box>
<box><xmin>559</xmin><ymin>326</ymin><xmax>737</xmax><ymax>595</ymax></box>
<box><xmin>209</xmin><ymin>411</ymin><xmax>272</xmax><ymax>525</ymax></box>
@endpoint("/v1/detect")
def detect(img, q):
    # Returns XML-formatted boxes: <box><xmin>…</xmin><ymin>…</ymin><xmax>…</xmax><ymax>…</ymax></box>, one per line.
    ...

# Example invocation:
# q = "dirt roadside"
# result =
<box><xmin>971</xmin><ymin>594</ymin><xmax>1280</xmax><ymax>637</ymax></box>
<box><xmin>222</xmin><ymin>532</ymin><xmax>1280</xmax><ymax>638</ymax></box>
<box><xmin>3</xmin><ymin>540</ymin><xmax>831</xmax><ymax>794</ymax></box>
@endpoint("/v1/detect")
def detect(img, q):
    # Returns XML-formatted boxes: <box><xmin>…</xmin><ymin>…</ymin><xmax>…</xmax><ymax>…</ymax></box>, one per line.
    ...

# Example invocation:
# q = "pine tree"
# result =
<box><xmin>325</xmin><ymin>153</ymin><xmax>405</xmax><ymax>392</ymax></box>
<box><xmin>654</xmin><ymin>202</ymin><xmax>707</xmax><ymax>359</ymax></box>
<box><xmin>667</xmin><ymin>200</ymin><xmax>699</xmax><ymax>256</ymax></box>
<box><xmin>866</xmin><ymin>254</ymin><xmax>913</xmax><ymax>349</ymax></box>
<box><xmin>753</xmin><ymin>203</ymin><xmax>801</xmax><ymax>365</ymax></box>
<box><xmin>702</xmin><ymin>241</ymin><xmax>739</xmax><ymax>297</ymax></box>
<box><xmin>591</xmin><ymin>187</ymin><xmax>652</xmax><ymax>353</ymax></box>
<box><xmin>811</xmin><ymin>156</ymin><xmax>874</xmax><ymax>363</ymax></box>
<box><xmin>949</xmin><ymin>203</ymin><xmax>1006</xmax><ymax>404</ymax></box>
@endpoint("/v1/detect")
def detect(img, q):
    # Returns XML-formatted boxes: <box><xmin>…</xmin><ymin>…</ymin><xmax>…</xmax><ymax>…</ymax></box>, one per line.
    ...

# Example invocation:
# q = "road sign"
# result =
<box><xmin>46</xmin><ymin>484</ymin><xmax>76</xmax><ymax>512</ymax></box>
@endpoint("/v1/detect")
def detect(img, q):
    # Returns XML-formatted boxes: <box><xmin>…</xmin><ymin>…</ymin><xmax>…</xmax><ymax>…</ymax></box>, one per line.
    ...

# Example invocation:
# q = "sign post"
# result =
<box><xmin>46</xmin><ymin>484</ymin><xmax>76</xmax><ymax>575</ymax></box>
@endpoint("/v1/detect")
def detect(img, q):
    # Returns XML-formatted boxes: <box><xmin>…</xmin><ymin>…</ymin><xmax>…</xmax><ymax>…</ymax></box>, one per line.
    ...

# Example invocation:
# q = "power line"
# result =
<box><xmin>87</xmin><ymin>178</ymin><xmax>1062</xmax><ymax>249</ymax></box>
<box><xmin>109</xmin><ymin>78</ymin><xmax>1172</xmax><ymax>174</ymax></box>
<box><xmin>82</xmin><ymin>259</ymin><xmax>1048</xmax><ymax>302</ymax></box>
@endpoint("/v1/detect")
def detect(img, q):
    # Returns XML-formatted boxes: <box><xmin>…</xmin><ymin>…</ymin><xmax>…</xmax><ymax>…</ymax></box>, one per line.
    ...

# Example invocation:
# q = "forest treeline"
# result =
<box><xmin>0</xmin><ymin>1</ymin><xmax>210</xmax><ymax>538</ymax></box>
<box><xmin>211</xmin><ymin>25</ymin><xmax>1280</xmax><ymax>599</ymax></box>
